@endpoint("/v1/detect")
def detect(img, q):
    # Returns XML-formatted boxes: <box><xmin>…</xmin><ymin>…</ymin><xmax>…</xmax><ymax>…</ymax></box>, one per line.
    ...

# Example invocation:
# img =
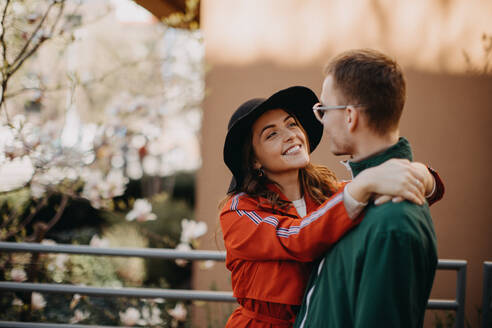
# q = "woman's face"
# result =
<box><xmin>251</xmin><ymin>109</ymin><xmax>310</xmax><ymax>178</ymax></box>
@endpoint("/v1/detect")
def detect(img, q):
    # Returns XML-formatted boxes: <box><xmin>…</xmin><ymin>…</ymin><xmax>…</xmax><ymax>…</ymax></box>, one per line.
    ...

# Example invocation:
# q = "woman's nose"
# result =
<box><xmin>282</xmin><ymin>128</ymin><xmax>296</xmax><ymax>141</ymax></box>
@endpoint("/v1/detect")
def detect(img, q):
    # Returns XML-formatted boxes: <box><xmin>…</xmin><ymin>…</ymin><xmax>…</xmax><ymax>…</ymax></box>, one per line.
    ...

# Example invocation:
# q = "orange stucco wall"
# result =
<box><xmin>193</xmin><ymin>1</ymin><xmax>492</xmax><ymax>327</ymax></box>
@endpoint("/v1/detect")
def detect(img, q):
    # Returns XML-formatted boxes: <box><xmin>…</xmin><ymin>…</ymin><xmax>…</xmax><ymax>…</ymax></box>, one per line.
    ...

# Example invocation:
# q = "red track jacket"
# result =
<box><xmin>220</xmin><ymin>183</ymin><xmax>359</xmax><ymax>307</ymax></box>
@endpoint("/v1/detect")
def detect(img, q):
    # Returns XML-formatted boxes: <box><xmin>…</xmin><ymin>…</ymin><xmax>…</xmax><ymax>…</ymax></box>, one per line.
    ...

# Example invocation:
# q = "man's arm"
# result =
<box><xmin>354</xmin><ymin>229</ymin><xmax>437</xmax><ymax>327</ymax></box>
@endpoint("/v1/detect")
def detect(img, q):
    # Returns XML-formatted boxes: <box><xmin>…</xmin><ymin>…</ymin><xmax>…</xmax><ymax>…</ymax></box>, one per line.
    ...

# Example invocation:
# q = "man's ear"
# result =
<box><xmin>345</xmin><ymin>106</ymin><xmax>359</xmax><ymax>132</ymax></box>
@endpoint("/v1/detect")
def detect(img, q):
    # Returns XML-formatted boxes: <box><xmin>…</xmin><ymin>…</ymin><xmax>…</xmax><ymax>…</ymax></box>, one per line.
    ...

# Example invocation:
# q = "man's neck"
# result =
<box><xmin>350</xmin><ymin>130</ymin><xmax>400</xmax><ymax>162</ymax></box>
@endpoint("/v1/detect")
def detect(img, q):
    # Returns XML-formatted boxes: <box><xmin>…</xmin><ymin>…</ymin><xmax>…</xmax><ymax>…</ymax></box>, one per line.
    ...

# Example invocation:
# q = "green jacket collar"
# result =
<box><xmin>348</xmin><ymin>137</ymin><xmax>413</xmax><ymax>177</ymax></box>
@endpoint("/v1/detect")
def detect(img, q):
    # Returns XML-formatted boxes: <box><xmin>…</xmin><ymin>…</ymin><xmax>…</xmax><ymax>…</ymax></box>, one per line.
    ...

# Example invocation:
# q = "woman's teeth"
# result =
<box><xmin>284</xmin><ymin>145</ymin><xmax>301</xmax><ymax>155</ymax></box>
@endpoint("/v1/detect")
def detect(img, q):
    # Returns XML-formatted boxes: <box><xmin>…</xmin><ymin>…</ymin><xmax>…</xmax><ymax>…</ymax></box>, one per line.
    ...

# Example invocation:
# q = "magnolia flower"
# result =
<box><xmin>126</xmin><ymin>199</ymin><xmax>157</xmax><ymax>222</ymax></box>
<box><xmin>10</xmin><ymin>268</ymin><xmax>27</xmax><ymax>282</ymax></box>
<box><xmin>70</xmin><ymin>294</ymin><xmax>81</xmax><ymax>309</ymax></box>
<box><xmin>47</xmin><ymin>253</ymin><xmax>69</xmax><ymax>273</ymax></box>
<box><xmin>31</xmin><ymin>292</ymin><xmax>46</xmax><ymax>310</ymax></box>
<box><xmin>167</xmin><ymin>303</ymin><xmax>187</xmax><ymax>322</ymax></box>
<box><xmin>82</xmin><ymin>169</ymin><xmax>128</xmax><ymax>209</ymax></box>
<box><xmin>138</xmin><ymin>305</ymin><xmax>163</xmax><ymax>326</ymax></box>
<box><xmin>142</xmin><ymin>155</ymin><xmax>160</xmax><ymax>176</ymax></box>
<box><xmin>119</xmin><ymin>307</ymin><xmax>140</xmax><ymax>326</ymax></box>
<box><xmin>175</xmin><ymin>243</ymin><xmax>191</xmax><ymax>267</ymax></box>
<box><xmin>199</xmin><ymin>260</ymin><xmax>215</xmax><ymax>270</ymax></box>
<box><xmin>126</xmin><ymin>160</ymin><xmax>143</xmax><ymax>180</ymax></box>
<box><xmin>180</xmin><ymin>218</ymin><xmax>207</xmax><ymax>244</ymax></box>
<box><xmin>29</xmin><ymin>179</ymin><xmax>46</xmax><ymax>199</ymax></box>
<box><xmin>103</xmin><ymin>170</ymin><xmax>128</xmax><ymax>198</ymax></box>
<box><xmin>0</xmin><ymin>156</ymin><xmax>35</xmax><ymax>192</ymax></box>
<box><xmin>12</xmin><ymin>298</ymin><xmax>24</xmax><ymax>306</ymax></box>
<box><xmin>70</xmin><ymin>309</ymin><xmax>90</xmax><ymax>324</ymax></box>
<box><xmin>90</xmin><ymin>234</ymin><xmax>109</xmax><ymax>248</ymax></box>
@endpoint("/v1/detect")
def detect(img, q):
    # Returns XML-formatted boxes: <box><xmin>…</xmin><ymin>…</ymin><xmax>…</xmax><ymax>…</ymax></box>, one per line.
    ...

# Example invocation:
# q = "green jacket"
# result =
<box><xmin>294</xmin><ymin>137</ymin><xmax>437</xmax><ymax>328</ymax></box>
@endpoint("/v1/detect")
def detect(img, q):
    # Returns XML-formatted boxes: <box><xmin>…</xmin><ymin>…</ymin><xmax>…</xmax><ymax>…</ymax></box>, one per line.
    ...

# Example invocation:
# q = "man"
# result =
<box><xmin>294</xmin><ymin>49</ymin><xmax>439</xmax><ymax>327</ymax></box>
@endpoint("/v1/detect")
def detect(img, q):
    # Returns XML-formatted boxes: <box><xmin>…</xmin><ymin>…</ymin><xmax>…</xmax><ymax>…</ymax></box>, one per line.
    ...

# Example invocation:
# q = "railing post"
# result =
<box><xmin>483</xmin><ymin>262</ymin><xmax>492</xmax><ymax>328</ymax></box>
<box><xmin>455</xmin><ymin>262</ymin><xmax>467</xmax><ymax>328</ymax></box>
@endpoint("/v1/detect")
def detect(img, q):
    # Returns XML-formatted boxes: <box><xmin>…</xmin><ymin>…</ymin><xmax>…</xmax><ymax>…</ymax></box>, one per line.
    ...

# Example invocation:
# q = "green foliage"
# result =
<box><xmin>0</xmin><ymin>188</ymin><xmax>31</xmax><ymax>214</ymax></box>
<box><xmin>68</xmin><ymin>255</ymin><xmax>122</xmax><ymax>287</ymax></box>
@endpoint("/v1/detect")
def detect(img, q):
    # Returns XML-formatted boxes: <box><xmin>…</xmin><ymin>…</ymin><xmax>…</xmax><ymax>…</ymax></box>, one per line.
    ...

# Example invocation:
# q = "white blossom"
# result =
<box><xmin>126</xmin><ymin>161</ymin><xmax>143</xmax><ymax>180</ymax></box>
<box><xmin>131</xmin><ymin>134</ymin><xmax>147</xmax><ymax>149</ymax></box>
<box><xmin>138</xmin><ymin>305</ymin><xmax>163</xmax><ymax>326</ymax></box>
<box><xmin>30</xmin><ymin>179</ymin><xmax>46</xmax><ymax>199</ymax></box>
<box><xmin>174</xmin><ymin>243</ymin><xmax>191</xmax><ymax>267</ymax></box>
<box><xmin>70</xmin><ymin>309</ymin><xmax>90</xmax><ymax>324</ymax></box>
<box><xmin>10</xmin><ymin>268</ymin><xmax>27</xmax><ymax>282</ymax></box>
<box><xmin>119</xmin><ymin>307</ymin><xmax>140</xmax><ymax>326</ymax></box>
<box><xmin>101</xmin><ymin>170</ymin><xmax>128</xmax><ymax>199</ymax></box>
<box><xmin>199</xmin><ymin>260</ymin><xmax>216</xmax><ymax>270</ymax></box>
<box><xmin>31</xmin><ymin>292</ymin><xmax>46</xmax><ymax>310</ymax></box>
<box><xmin>41</xmin><ymin>239</ymin><xmax>57</xmax><ymax>246</ymax></box>
<box><xmin>167</xmin><ymin>302</ymin><xmax>187</xmax><ymax>322</ymax></box>
<box><xmin>142</xmin><ymin>155</ymin><xmax>160</xmax><ymax>176</ymax></box>
<box><xmin>81</xmin><ymin>169</ymin><xmax>128</xmax><ymax>209</ymax></box>
<box><xmin>54</xmin><ymin>254</ymin><xmax>69</xmax><ymax>271</ymax></box>
<box><xmin>90</xmin><ymin>234</ymin><xmax>109</xmax><ymax>248</ymax></box>
<box><xmin>180</xmin><ymin>218</ymin><xmax>207</xmax><ymax>244</ymax></box>
<box><xmin>0</xmin><ymin>156</ymin><xmax>35</xmax><ymax>192</ymax></box>
<box><xmin>12</xmin><ymin>298</ymin><xmax>24</xmax><ymax>306</ymax></box>
<box><xmin>70</xmin><ymin>294</ymin><xmax>81</xmax><ymax>309</ymax></box>
<box><xmin>126</xmin><ymin>199</ymin><xmax>157</xmax><ymax>222</ymax></box>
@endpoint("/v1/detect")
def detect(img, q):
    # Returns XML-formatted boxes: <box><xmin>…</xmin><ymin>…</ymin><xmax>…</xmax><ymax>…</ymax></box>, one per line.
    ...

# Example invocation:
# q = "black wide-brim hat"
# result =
<box><xmin>223</xmin><ymin>86</ymin><xmax>323</xmax><ymax>193</ymax></box>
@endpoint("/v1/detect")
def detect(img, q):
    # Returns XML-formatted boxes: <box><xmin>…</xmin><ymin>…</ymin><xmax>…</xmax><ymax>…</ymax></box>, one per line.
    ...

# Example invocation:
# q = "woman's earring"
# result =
<box><xmin>256</xmin><ymin>167</ymin><xmax>264</xmax><ymax>177</ymax></box>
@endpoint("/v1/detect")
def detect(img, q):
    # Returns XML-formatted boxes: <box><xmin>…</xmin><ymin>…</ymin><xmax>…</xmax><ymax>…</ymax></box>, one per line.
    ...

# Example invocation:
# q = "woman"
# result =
<box><xmin>220</xmin><ymin>86</ymin><xmax>443</xmax><ymax>327</ymax></box>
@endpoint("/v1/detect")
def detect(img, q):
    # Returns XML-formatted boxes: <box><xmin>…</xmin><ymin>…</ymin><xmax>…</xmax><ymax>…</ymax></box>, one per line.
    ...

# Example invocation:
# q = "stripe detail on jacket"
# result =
<box><xmin>230</xmin><ymin>192</ymin><xmax>344</xmax><ymax>238</ymax></box>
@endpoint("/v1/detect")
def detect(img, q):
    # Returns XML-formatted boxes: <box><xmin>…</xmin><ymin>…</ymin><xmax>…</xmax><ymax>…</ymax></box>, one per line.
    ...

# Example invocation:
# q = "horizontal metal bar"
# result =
<box><xmin>427</xmin><ymin>299</ymin><xmax>458</xmax><ymax>310</ymax></box>
<box><xmin>0</xmin><ymin>321</ymin><xmax>120</xmax><ymax>328</ymax></box>
<box><xmin>437</xmin><ymin>259</ymin><xmax>467</xmax><ymax>270</ymax></box>
<box><xmin>0</xmin><ymin>243</ymin><xmax>466</xmax><ymax>269</ymax></box>
<box><xmin>0</xmin><ymin>282</ymin><xmax>236</xmax><ymax>302</ymax></box>
<box><xmin>0</xmin><ymin>242</ymin><xmax>226</xmax><ymax>261</ymax></box>
<box><xmin>0</xmin><ymin>282</ymin><xmax>459</xmax><ymax>311</ymax></box>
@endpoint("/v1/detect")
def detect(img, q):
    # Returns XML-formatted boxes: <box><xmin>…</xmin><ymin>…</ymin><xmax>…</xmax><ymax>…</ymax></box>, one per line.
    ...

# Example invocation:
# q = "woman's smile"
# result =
<box><xmin>283</xmin><ymin>144</ymin><xmax>302</xmax><ymax>155</ymax></box>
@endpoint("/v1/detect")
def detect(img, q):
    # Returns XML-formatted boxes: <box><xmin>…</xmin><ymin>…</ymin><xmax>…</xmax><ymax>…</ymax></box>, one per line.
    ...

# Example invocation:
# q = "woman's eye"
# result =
<box><xmin>266</xmin><ymin>131</ymin><xmax>276</xmax><ymax>139</ymax></box>
<box><xmin>288</xmin><ymin>121</ymin><xmax>298</xmax><ymax>127</ymax></box>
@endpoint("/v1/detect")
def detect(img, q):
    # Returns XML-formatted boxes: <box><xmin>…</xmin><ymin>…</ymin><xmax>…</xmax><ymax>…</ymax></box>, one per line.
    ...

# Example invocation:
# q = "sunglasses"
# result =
<box><xmin>312</xmin><ymin>103</ymin><xmax>365</xmax><ymax>122</ymax></box>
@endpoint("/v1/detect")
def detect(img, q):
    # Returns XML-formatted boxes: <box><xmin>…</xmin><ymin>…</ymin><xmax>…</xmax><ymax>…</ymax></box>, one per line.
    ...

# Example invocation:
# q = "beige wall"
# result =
<box><xmin>193</xmin><ymin>1</ymin><xmax>492</xmax><ymax>326</ymax></box>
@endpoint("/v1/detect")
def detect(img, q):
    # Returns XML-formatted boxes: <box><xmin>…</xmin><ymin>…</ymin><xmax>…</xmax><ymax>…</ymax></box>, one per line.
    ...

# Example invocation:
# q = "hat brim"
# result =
<box><xmin>224</xmin><ymin>86</ymin><xmax>323</xmax><ymax>193</ymax></box>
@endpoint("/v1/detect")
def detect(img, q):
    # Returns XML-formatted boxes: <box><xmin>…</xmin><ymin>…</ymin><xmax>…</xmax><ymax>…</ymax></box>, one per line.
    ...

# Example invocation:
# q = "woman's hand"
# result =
<box><xmin>373</xmin><ymin>162</ymin><xmax>436</xmax><ymax>205</ymax></box>
<box><xmin>346</xmin><ymin>158</ymin><xmax>427</xmax><ymax>206</ymax></box>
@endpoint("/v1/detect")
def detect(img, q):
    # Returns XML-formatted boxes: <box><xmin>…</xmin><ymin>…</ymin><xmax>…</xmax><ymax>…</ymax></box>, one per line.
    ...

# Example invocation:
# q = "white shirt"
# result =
<box><xmin>292</xmin><ymin>191</ymin><xmax>364</xmax><ymax>220</ymax></box>
<box><xmin>292</xmin><ymin>197</ymin><xmax>307</xmax><ymax>217</ymax></box>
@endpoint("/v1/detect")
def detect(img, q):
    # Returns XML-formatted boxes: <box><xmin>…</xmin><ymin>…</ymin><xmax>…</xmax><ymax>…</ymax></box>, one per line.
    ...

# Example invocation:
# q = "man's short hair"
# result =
<box><xmin>324</xmin><ymin>49</ymin><xmax>406</xmax><ymax>135</ymax></box>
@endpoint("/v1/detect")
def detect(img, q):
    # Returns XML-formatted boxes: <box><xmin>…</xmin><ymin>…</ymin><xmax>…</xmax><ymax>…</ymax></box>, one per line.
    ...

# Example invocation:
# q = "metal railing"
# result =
<box><xmin>0</xmin><ymin>242</ymin><xmax>467</xmax><ymax>327</ymax></box>
<box><xmin>483</xmin><ymin>261</ymin><xmax>492</xmax><ymax>328</ymax></box>
<box><xmin>426</xmin><ymin>259</ymin><xmax>467</xmax><ymax>328</ymax></box>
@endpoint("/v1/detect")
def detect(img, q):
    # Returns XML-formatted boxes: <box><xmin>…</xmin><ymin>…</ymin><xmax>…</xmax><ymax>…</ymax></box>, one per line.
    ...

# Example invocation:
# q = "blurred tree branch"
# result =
<box><xmin>162</xmin><ymin>0</ymin><xmax>200</xmax><ymax>30</ymax></box>
<box><xmin>463</xmin><ymin>33</ymin><xmax>492</xmax><ymax>74</ymax></box>
<box><xmin>4</xmin><ymin>57</ymin><xmax>165</xmax><ymax>99</ymax></box>
<box><xmin>0</xmin><ymin>0</ymin><xmax>66</xmax><ymax>118</ymax></box>
<box><xmin>0</xmin><ymin>0</ymin><xmax>11</xmax><ymax>66</ymax></box>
